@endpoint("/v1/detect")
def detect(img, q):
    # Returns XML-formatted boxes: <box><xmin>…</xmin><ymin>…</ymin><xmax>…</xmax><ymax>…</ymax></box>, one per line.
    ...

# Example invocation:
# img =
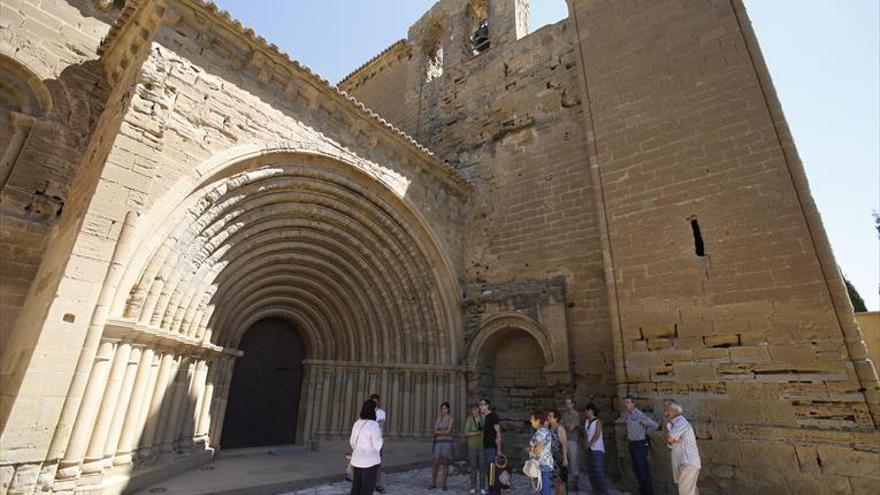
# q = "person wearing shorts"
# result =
<box><xmin>429</xmin><ymin>402</ymin><xmax>454</xmax><ymax>490</ymax></box>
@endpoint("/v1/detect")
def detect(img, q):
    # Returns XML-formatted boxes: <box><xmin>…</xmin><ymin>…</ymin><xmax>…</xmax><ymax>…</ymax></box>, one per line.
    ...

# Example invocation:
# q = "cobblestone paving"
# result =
<box><xmin>281</xmin><ymin>466</ymin><xmax>627</xmax><ymax>495</ymax></box>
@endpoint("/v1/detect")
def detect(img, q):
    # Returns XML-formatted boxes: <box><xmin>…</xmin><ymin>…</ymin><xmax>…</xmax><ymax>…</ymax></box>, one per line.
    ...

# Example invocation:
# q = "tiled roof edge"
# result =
<box><xmin>337</xmin><ymin>39</ymin><xmax>408</xmax><ymax>88</ymax></box>
<box><xmin>104</xmin><ymin>0</ymin><xmax>470</xmax><ymax>190</ymax></box>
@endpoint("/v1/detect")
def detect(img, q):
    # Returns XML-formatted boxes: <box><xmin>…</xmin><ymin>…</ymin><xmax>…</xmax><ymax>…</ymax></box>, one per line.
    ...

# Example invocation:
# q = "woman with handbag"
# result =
<box><xmin>349</xmin><ymin>400</ymin><xmax>384</xmax><ymax>495</ymax></box>
<box><xmin>429</xmin><ymin>402</ymin><xmax>454</xmax><ymax>490</ymax></box>
<box><xmin>527</xmin><ymin>411</ymin><xmax>554</xmax><ymax>495</ymax></box>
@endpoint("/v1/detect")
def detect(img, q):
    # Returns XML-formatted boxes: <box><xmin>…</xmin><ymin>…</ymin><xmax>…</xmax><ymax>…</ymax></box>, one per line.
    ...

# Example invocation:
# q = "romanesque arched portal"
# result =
<box><xmin>49</xmin><ymin>150</ymin><xmax>466</xmax><ymax>488</ymax></box>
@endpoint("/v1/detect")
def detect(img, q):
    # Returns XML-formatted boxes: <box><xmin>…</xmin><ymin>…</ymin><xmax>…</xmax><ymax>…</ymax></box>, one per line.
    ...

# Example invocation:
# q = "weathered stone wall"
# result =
<box><xmin>1</xmin><ymin>1</ymin><xmax>470</xmax><ymax>493</ymax></box>
<box><xmin>0</xmin><ymin>0</ymin><xmax>112</xmax><ymax>414</ymax></box>
<box><xmin>3</xmin><ymin>0</ymin><xmax>878</xmax><ymax>494</ymax></box>
<box><xmin>856</xmin><ymin>312</ymin><xmax>880</xmax><ymax>364</ymax></box>
<box><xmin>342</xmin><ymin>0</ymin><xmax>619</xmax><ymax>475</ymax></box>
<box><xmin>338</xmin><ymin>41</ymin><xmax>412</xmax><ymax>133</ymax></box>
<box><xmin>566</xmin><ymin>0</ymin><xmax>880</xmax><ymax>492</ymax></box>
<box><xmin>343</xmin><ymin>0</ymin><xmax>614</xmax><ymax>410</ymax></box>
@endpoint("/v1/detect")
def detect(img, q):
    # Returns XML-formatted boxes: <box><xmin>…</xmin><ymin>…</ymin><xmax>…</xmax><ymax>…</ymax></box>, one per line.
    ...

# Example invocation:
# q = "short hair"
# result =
<box><xmin>547</xmin><ymin>409</ymin><xmax>560</xmax><ymax>420</ymax></box>
<box><xmin>480</xmin><ymin>398</ymin><xmax>492</xmax><ymax>408</ymax></box>
<box><xmin>667</xmin><ymin>399</ymin><xmax>683</xmax><ymax>414</ymax></box>
<box><xmin>370</xmin><ymin>393</ymin><xmax>380</xmax><ymax>402</ymax></box>
<box><xmin>624</xmin><ymin>395</ymin><xmax>636</xmax><ymax>402</ymax></box>
<box><xmin>585</xmin><ymin>403</ymin><xmax>599</xmax><ymax>415</ymax></box>
<box><xmin>530</xmin><ymin>410</ymin><xmax>547</xmax><ymax>423</ymax></box>
<box><xmin>441</xmin><ymin>401</ymin><xmax>450</xmax><ymax>410</ymax></box>
<box><xmin>359</xmin><ymin>399</ymin><xmax>377</xmax><ymax>420</ymax></box>
<box><xmin>564</xmin><ymin>397</ymin><xmax>576</xmax><ymax>406</ymax></box>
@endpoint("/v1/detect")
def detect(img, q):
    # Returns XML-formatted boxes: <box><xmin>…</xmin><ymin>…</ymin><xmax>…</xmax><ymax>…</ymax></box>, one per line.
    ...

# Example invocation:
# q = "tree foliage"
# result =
<box><xmin>845</xmin><ymin>277</ymin><xmax>868</xmax><ymax>313</ymax></box>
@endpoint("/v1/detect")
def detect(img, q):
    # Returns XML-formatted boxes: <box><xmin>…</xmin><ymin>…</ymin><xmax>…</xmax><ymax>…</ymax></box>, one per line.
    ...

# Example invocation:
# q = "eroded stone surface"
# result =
<box><xmin>0</xmin><ymin>1</ymin><xmax>877</xmax><ymax>494</ymax></box>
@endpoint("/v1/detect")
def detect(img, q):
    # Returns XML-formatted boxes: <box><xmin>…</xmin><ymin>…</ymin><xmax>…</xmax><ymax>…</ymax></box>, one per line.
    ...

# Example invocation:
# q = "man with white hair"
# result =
<box><xmin>664</xmin><ymin>400</ymin><xmax>700</xmax><ymax>495</ymax></box>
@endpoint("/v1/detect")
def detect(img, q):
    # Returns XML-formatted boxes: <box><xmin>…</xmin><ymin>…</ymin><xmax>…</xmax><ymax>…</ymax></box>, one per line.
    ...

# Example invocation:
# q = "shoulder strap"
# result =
<box><xmin>354</xmin><ymin>420</ymin><xmax>367</xmax><ymax>445</ymax></box>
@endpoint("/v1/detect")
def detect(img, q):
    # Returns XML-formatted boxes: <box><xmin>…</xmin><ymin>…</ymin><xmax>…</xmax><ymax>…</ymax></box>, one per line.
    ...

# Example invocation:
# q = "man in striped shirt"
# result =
<box><xmin>664</xmin><ymin>400</ymin><xmax>700</xmax><ymax>495</ymax></box>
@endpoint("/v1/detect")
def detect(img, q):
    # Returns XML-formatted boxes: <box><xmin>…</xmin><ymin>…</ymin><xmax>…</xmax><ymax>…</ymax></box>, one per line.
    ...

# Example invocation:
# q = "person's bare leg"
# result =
<box><xmin>440</xmin><ymin>460</ymin><xmax>449</xmax><ymax>489</ymax></box>
<box><xmin>430</xmin><ymin>457</ymin><xmax>439</xmax><ymax>488</ymax></box>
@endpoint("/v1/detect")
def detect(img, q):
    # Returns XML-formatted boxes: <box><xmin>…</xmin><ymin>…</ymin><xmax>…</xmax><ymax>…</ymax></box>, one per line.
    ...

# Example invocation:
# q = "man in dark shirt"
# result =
<box><xmin>479</xmin><ymin>399</ymin><xmax>502</xmax><ymax>495</ymax></box>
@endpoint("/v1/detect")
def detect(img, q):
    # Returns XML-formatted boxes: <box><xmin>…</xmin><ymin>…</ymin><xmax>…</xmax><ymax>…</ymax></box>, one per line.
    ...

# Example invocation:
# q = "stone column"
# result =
<box><xmin>55</xmin><ymin>338</ymin><xmax>117</xmax><ymax>481</ymax></box>
<box><xmin>47</xmin><ymin>212</ymin><xmax>141</xmax><ymax>471</ymax></box>
<box><xmin>176</xmin><ymin>357</ymin><xmax>203</xmax><ymax>453</ymax></box>
<box><xmin>208</xmin><ymin>357</ymin><xmax>235</xmax><ymax>450</ymax></box>
<box><xmin>114</xmin><ymin>346</ymin><xmax>156</xmax><ymax>466</ymax></box>
<box><xmin>299</xmin><ymin>366</ymin><xmax>315</xmax><ymax>446</ymax></box>
<box><xmin>81</xmin><ymin>339</ymin><xmax>134</xmax><ymax>476</ymax></box>
<box><xmin>157</xmin><ymin>355</ymin><xmax>188</xmax><ymax>458</ymax></box>
<box><xmin>138</xmin><ymin>351</ymin><xmax>175</xmax><ymax>461</ymax></box>
<box><xmin>102</xmin><ymin>344</ymin><xmax>143</xmax><ymax>467</ymax></box>
<box><xmin>194</xmin><ymin>359</ymin><xmax>217</xmax><ymax>446</ymax></box>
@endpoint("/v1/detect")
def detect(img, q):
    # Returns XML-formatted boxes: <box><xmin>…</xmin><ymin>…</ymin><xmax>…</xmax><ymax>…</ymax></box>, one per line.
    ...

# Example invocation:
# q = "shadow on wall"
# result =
<box><xmin>0</xmin><ymin>55</ymin><xmax>111</xmax><ymax>433</ymax></box>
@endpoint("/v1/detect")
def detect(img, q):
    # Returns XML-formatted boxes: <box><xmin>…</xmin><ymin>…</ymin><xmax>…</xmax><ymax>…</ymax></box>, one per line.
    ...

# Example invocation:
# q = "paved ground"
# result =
<box><xmin>136</xmin><ymin>443</ymin><xmax>627</xmax><ymax>495</ymax></box>
<box><xmin>280</xmin><ymin>465</ymin><xmax>628</xmax><ymax>495</ymax></box>
<box><xmin>135</xmin><ymin>442</ymin><xmax>433</xmax><ymax>495</ymax></box>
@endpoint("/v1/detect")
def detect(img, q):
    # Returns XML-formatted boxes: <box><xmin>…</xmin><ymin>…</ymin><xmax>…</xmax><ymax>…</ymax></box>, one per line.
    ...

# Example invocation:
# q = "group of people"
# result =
<box><xmin>348</xmin><ymin>393</ymin><xmax>702</xmax><ymax>495</ymax></box>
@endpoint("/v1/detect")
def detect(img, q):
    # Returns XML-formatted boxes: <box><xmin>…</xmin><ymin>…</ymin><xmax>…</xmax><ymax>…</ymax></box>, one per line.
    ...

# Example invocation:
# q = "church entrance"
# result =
<box><xmin>221</xmin><ymin>317</ymin><xmax>306</xmax><ymax>449</ymax></box>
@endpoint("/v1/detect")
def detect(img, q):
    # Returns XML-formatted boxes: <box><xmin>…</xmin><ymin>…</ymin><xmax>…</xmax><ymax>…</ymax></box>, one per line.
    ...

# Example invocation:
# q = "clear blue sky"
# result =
<box><xmin>213</xmin><ymin>0</ymin><xmax>879</xmax><ymax>310</ymax></box>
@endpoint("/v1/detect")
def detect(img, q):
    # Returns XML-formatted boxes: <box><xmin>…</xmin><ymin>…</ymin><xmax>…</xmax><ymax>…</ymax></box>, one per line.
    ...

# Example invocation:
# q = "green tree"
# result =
<box><xmin>845</xmin><ymin>277</ymin><xmax>867</xmax><ymax>313</ymax></box>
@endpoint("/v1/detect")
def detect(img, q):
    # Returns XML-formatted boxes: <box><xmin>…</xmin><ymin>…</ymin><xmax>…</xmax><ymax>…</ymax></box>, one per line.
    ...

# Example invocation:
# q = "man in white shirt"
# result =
<box><xmin>664</xmin><ymin>400</ymin><xmax>701</xmax><ymax>495</ymax></box>
<box><xmin>371</xmin><ymin>393</ymin><xmax>387</xmax><ymax>493</ymax></box>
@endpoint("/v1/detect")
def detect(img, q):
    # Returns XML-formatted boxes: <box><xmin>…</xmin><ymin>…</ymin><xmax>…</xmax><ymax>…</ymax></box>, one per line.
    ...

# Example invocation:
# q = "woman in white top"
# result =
<box><xmin>350</xmin><ymin>399</ymin><xmax>384</xmax><ymax>495</ymax></box>
<box><xmin>584</xmin><ymin>403</ymin><xmax>609</xmax><ymax>495</ymax></box>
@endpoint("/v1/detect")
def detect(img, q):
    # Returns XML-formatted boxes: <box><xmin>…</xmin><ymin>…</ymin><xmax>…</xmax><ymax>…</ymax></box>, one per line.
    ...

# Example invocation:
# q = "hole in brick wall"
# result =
<box><xmin>690</xmin><ymin>218</ymin><xmax>705</xmax><ymax>257</ymax></box>
<box><xmin>63</xmin><ymin>313</ymin><xmax>76</xmax><ymax>323</ymax></box>
<box><xmin>423</xmin><ymin>20</ymin><xmax>445</xmax><ymax>82</ymax></box>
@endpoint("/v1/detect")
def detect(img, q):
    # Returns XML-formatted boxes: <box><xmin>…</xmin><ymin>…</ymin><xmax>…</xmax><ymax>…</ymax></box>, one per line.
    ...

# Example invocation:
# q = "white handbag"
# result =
<box><xmin>522</xmin><ymin>458</ymin><xmax>542</xmax><ymax>492</ymax></box>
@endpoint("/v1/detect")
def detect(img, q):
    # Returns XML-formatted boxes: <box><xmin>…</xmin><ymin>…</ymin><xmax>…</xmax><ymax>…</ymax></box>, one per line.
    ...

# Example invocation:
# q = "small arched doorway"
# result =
<box><xmin>476</xmin><ymin>327</ymin><xmax>549</xmax><ymax>435</ymax></box>
<box><xmin>221</xmin><ymin>317</ymin><xmax>306</xmax><ymax>448</ymax></box>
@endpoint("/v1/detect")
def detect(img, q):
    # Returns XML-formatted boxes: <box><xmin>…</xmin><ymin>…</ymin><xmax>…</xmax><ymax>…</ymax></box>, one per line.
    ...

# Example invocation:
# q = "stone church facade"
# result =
<box><xmin>0</xmin><ymin>0</ymin><xmax>876</xmax><ymax>493</ymax></box>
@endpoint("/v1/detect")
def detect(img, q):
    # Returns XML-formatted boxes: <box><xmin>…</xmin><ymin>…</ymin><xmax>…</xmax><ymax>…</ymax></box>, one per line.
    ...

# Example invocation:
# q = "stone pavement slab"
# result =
<box><xmin>280</xmin><ymin>466</ymin><xmax>629</xmax><ymax>495</ymax></box>
<box><xmin>134</xmin><ymin>441</ymin><xmax>433</xmax><ymax>495</ymax></box>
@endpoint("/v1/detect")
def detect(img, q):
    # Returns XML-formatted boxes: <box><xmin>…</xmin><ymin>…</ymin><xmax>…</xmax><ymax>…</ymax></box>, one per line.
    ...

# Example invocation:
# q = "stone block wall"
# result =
<box><xmin>0</xmin><ymin>0</ymin><xmax>113</xmax><ymax>394</ymax></box>
<box><xmin>343</xmin><ymin>0</ymin><xmax>615</xmax><ymax>411</ymax></box>
<box><xmin>338</xmin><ymin>41</ymin><xmax>413</xmax><ymax>133</ymax></box>
<box><xmin>2</xmin><ymin>0</ymin><xmax>470</xmax><ymax>493</ymax></box>
<box><xmin>2</xmin><ymin>1</ymin><xmax>878</xmax><ymax>494</ymax></box>
<box><xmin>566</xmin><ymin>0</ymin><xmax>880</xmax><ymax>492</ymax></box>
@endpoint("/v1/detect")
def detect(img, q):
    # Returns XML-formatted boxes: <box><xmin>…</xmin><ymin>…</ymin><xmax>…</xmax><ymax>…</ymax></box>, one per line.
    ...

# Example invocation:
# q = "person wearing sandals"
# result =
<box><xmin>349</xmin><ymin>400</ymin><xmax>383</xmax><ymax>495</ymax></box>
<box><xmin>528</xmin><ymin>411</ymin><xmax>554</xmax><ymax>495</ymax></box>
<box><xmin>429</xmin><ymin>402</ymin><xmax>454</xmax><ymax>490</ymax></box>
<box><xmin>464</xmin><ymin>403</ymin><xmax>486</xmax><ymax>494</ymax></box>
<box><xmin>546</xmin><ymin>410</ymin><xmax>569</xmax><ymax>495</ymax></box>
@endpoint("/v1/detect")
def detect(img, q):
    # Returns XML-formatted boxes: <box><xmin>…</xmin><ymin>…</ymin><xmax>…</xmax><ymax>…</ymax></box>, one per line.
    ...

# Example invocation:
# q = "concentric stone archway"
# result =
<box><xmin>49</xmin><ymin>148</ymin><xmax>467</xmax><ymax>488</ymax></box>
<box><xmin>120</xmin><ymin>150</ymin><xmax>463</xmax><ymax>443</ymax></box>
